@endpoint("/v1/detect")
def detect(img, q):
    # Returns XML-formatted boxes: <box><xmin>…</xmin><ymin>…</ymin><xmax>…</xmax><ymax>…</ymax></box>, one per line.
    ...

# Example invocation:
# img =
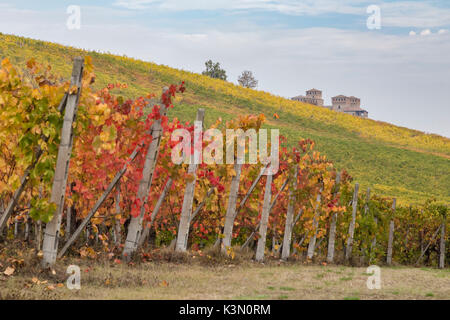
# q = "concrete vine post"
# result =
<box><xmin>14</xmin><ymin>218</ymin><xmax>19</xmax><ymax>239</ymax></box>
<box><xmin>345</xmin><ymin>183</ymin><xmax>359</xmax><ymax>262</ymax></box>
<box><xmin>42</xmin><ymin>57</ymin><xmax>84</xmax><ymax>268</ymax></box>
<box><xmin>255</xmin><ymin>173</ymin><xmax>273</xmax><ymax>262</ymax></box>
<box><xmin>123</xmin><ymin>89</ymin><xmax>171</xmax><ymax>260</ymax></box>
<box><xmin>65</xmin><ymin>183</ymin><xmax>75</xmax><ymax>242</ymax></box>
<box><xmin>364</xmin><ymin>188</ymin><xmax>371</xmax><ymax>216</ymax></box>
<box><xmin>0</xmin><ymin>94</ymin><xmax>68</xmax><ymax>236</ymax></box>
<box><xmin>58</xmin><ymin>143</ymin><xmax>143</xmax><ymax>258</ymax></box>
<box><xmin>219</xmin><ymin>164</ymin><xmax>268</xmax><ymax>250</ymax></box>
<box><xmin>416</xmin><ymin>225</ymin><xmax>442</xmax><ymax>265</ymax></box>
<box><xmin>114</xmin><ymin>183</ymin><xmax>122</xmax><ymax>246</ymax></box>
<box><xmin>175</xmin><ymin>109</ymin><xmax>205</xmax><ymax>252</ymax></box>
<box><xmin>307</xmin><ymin>190</ymin><xmax>323</xmax><ymax>260</ymax></box>
<box><xmin>138</xmin><ymin>178</ymin><xmax>173</xmax><ymax>248</ymax></box>
<box><xmin>360</xmin><ymin>187</ymin><xmax>371</xmax><ymax>263</ymax></box>
<box><xmin>0</xmin><ymin>157</ymin><xmax>42</xmax><ymax>234</ymax></box>
<box><xmin>386</xmin><ymin>198</ymin><xmax>396</xmax><ymax>265</ymax></box>
<box><xmin>438</xmin><ymin>207</ymin><xmax>447</xmax><ymax>269</ymax></box>
<box><xmin>241</xmin><ymin>178</ymin><xmax>289</xmax><ymax>250</ymax></box>
<box><xmin>221</xmin><ymin>163</ymin><xmax>243</xmax><ymax>254</ymax></box>
<box><xmin>326</xmin><ymin>172</ymin><xmax>342</xmax><ymax>263</ymax></box>
<box><xmin>370</xmin><ymin>199</ymin><xmax>379</xmax><ymax>256</ymax></box>
<box><xmin>439</xmin><ymin>219</ymin><xmax>446</xmax><ymax>269</ymax></box>
<box><xmin>281</xmin><ymin>168</ymin><xmax>298</xmax><ymax>261</ymax></box>
<box><xmin>189</xmin><ymin>186</ymin><xmax>215</xmax><ymax>223</ymax></box>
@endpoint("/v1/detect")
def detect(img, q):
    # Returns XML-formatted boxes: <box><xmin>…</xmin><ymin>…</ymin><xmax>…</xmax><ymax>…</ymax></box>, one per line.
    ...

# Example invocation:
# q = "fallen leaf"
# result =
<box><xmin>57</xmin><ymin>283</ymin><xmax>64</xmax><ymax>288</ymax></box>
<box><xmin>4</xmin><ymin>267</ymin><xmax>15</xmax><ymax>276</ymax></box>
<box><xmin>160</xmin><ymin>280</ymin><xmax>169</xmax><ymax>287</ymax></box>
<box><xmin>46</xmin><ymin>285</ymin><xmax>55</xmax><ymax>291</ymax></box>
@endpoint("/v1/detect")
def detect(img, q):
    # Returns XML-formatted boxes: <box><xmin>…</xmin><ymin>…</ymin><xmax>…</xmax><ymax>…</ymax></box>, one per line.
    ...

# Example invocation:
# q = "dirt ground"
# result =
<box><xmin>1</xmin><ymin>256</ymin><xmax>449</xmax><ymax>300</ymax></box>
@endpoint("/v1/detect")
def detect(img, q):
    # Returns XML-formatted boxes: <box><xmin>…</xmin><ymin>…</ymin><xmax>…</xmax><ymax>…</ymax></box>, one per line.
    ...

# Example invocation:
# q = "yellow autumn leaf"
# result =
<box><xmin>4</xmin><ymin>267</ymin><xmax>15</xmax><ymax>276</ymax></box>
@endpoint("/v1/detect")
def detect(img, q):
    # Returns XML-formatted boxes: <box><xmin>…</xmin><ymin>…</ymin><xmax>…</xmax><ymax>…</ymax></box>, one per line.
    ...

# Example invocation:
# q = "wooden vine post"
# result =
<box><xmin>281</xmin><ymin>169</ymin><xmax>298</xmax><ymax>261</ymax></box>
<box><xmin>175</xmin><ymin>109</ymin><xmax>205</xmax><ymax>252</ymax></box>
<box><xmin>345</xmin><ymin>183</ymin><xmax>359</xmax><ymax>262</ymax></box>
<box><xmin>123</xmin><ymin>89</ymin><xmax>172</xmax><ymax>260</ymax></box>
<box><xmin>386</xmin><ymin>198</ymin><xmax>396</xmax><ymax>265</ymax></box>
<box><xmin>326</xmin><ymin>172</ymin><xmax>342</xmax><ymax>263</ymax></box>
<box><xmin>42</xmin><ymin>57</ymin><xmax>84</xmax><ymax>268</ymax></box>
<box><xmin>255</xmin><ymin>172</ymin><xmax>273</xmax><ymax>262</ymax></box>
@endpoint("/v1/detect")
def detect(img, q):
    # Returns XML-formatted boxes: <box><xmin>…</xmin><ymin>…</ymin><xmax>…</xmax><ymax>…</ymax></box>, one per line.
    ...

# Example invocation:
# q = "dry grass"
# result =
<box><xmin>1</xmin><ymin>254</ymin><xmax>449</xmax><ymax>300</ymax></box>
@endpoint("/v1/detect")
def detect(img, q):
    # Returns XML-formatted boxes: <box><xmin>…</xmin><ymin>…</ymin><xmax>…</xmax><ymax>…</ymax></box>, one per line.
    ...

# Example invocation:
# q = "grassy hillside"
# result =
<box><xmin>1</xmin><ymin>33</ymin><xmax>449</xmax><ymax>205</ymax></box>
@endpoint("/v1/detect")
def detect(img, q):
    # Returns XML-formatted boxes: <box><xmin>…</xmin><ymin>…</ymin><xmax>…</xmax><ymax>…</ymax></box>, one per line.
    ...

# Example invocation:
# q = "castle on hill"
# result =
<box><xmin>292</xmin><ymin>89</ymin><xmax>369</xmax><ymax>118</ymax></box>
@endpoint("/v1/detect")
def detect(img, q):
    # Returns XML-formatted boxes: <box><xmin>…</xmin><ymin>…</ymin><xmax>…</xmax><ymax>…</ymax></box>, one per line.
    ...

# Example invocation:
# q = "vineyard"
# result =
<box><xmin>0</xmin><ymin>55</ymin><xmax>448</xmax><ymax>282</ymax></box>
<box><xmin>1</xmin><ymin>33</ymin><xmax>449</xmax><ymax>206</ymax></box>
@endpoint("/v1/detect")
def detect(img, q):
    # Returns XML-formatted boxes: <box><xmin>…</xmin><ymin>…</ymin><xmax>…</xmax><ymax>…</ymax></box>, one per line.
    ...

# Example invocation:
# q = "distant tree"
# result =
<box><xmin>202</xmin><ymin>60</ymin><xmax>227</xmax><ymax>80</ymax></box>
<box><xmin>238</xmin><ymin>70</ymin><xmax>258</xmax><ymax>89</ymax></box>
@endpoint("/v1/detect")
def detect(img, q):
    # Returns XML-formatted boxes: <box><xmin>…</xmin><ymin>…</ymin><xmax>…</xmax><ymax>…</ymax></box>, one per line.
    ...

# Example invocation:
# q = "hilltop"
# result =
<box><xmin>0</xmin><ymin>33</ymin><xmax>449</xmax><ymax>204</ymax></box>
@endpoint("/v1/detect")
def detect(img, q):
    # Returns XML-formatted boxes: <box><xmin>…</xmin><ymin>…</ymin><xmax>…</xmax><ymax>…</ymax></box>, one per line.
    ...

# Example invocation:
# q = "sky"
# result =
<box><xmin>0</xmin><ymin>0</ymin><xmax>449</xmax><ymax>137</ymax></box>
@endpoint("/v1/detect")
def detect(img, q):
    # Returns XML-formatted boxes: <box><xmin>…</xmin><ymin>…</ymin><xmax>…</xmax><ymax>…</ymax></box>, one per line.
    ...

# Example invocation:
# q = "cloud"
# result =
<box><xmin>113</xmin><ymin>0</ymin><xmax>372</xmax><ymax>15</ymax></box>
<box><xmin>112</xmin><ymin>0</ymin><xmax>450</xmax><ymax>28</ymax></box>
<box><xmin>420</xmin><ymin>29</ymin><xmax>431</xmax><ymax>36</ymax></box>
<box><xmin>381</xmin><ymin>2</ymin><xmax>450</xmax><ymax>28</ymax></box>
<box><xmin>113</xmin><ymin>0</ymin><xmax>160</xmax><ymax>10</ymax></box>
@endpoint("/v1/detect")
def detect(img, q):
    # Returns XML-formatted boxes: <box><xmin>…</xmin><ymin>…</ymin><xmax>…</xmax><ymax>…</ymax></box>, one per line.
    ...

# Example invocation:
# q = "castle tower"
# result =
<box><xmin>291</xmin><ymin>88</ymin><xmax>324</xmax><ymax>106</ymax></box>
<box><xmin>331</xmin><ymin>95</ymin><xmax>350</xmax><ymax>111</ymax></box>
<box><xmin>332</xmin><ymin>95</ymin><xmax>368</xmax><ymax>118</ymax></box>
